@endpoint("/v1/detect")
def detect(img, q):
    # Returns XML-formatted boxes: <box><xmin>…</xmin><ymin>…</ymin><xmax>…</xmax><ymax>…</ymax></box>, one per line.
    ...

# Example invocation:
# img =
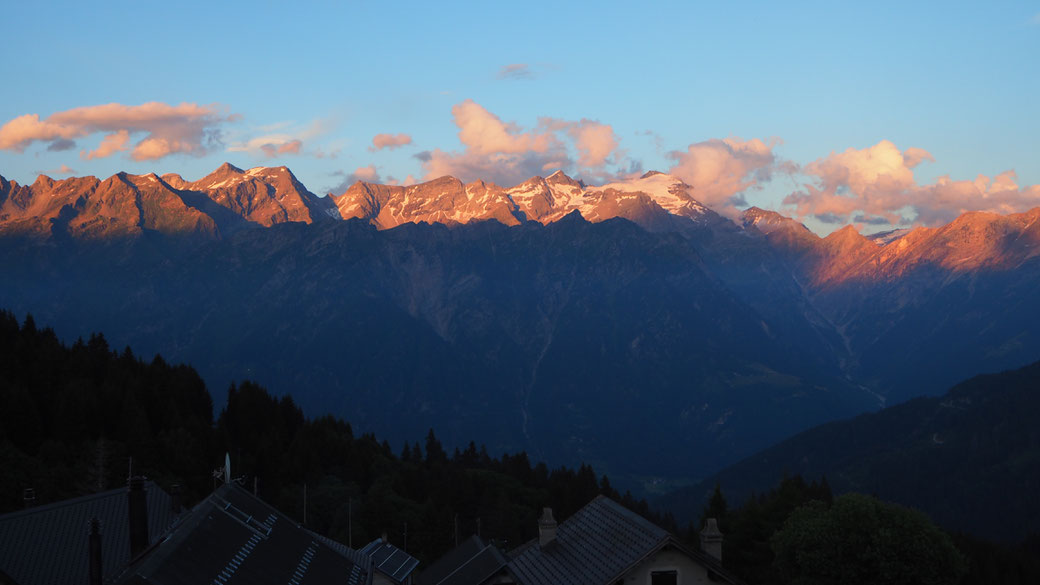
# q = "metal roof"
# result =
<box><xmin>111</xmin><ymin>483</ymin><xmax>370</xmax><ymax>585</ymax></box>
<box><xmin>359</xmin><ymin>539</ymin><xmax>419</xmax><ymax>583</ymax></box>
<box><xmin>508</xmin><ymin>496</ymin><xmax>743</xmax><ymax>585</ymax></box>
<box><xmin>0</xmin><ymin>481</ymin><xmax>182</xmax><ymax>585</ymax></box>
<box><xmin>415</xmin><ymin>535</ymin><xmax>509</xmax><ymax>585</ymax></box>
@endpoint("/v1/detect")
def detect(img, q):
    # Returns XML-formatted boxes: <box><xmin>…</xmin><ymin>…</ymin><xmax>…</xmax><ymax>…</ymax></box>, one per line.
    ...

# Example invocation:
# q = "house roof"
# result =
<box><xmin>305</xmin><ymin>529</ymin><xmax>371</xmax><ymax>568</ymax></box>
<box><xmin>508</xmin><ymin>496</ymin><xmax>742</xmax><ymax>585</ymax></box>
<box><xmin>0</xmin><ymin>481</ymin><xmax>181</xmax><ymax>585</ymax></box>
<box><xmin>111</xmin><ymin>483</ymin><xmax>370</xmax><ymax>585</ymax></box>
<box><xmin>415</xmin><ymin>535</ymin><xmax>510</xmax><ymax>585</ymax></box>
<box><xmin>359</xmin><ymin>538</ymin><xmax>419</xmax><ymax>583</ymax></box>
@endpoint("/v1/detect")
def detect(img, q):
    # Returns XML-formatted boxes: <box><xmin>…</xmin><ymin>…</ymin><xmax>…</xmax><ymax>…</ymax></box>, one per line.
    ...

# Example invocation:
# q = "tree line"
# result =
<box><xmin>0</xmin><ymin>310</ymin><xmax>670</xmax><ymax>562</ymax></box>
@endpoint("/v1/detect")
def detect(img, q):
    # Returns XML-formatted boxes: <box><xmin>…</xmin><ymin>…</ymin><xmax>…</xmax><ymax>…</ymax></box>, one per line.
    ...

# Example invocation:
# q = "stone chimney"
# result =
<box><xmin>89</xmin><ymin>517</ymin><xmax>103</xmax><ymax>585</ymax></box>
<box><xmin>127</xmin><ymin>476</ymin><xmax>149</xmax><ymax>558</ymax></box>
<box><xmin>23</xmin><ymin>488</ymin><xmax>36</xmax><ymax>508</ymax></box>
<box><xmin>699</xmin><ymin>518</ymin><xmax>723</xmax><ymax>562</ymax></box>
<box><xmin>538</xmin><ymin>507</ymin><xmax>557</xmax><ymax>548</ymax></box>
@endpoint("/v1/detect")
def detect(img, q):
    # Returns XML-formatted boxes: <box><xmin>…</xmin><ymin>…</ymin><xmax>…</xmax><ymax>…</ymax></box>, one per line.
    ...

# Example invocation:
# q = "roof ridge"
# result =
<box><xmin>0</xmin><ymin>480</ymin><xmax>164</xmax><ymax>522</ymax></box>
<box><xmin>430</xmin><ymin>543</ymin><xmax>502</xmax><ymax>585</ymax></box>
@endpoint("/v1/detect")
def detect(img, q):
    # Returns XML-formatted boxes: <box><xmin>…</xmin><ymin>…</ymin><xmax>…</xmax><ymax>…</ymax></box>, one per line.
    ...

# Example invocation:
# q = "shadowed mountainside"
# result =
<box><xmin>658</xmin><ymin>358</ymin><xmax>1040</xmax><ymax>542</ymax></box>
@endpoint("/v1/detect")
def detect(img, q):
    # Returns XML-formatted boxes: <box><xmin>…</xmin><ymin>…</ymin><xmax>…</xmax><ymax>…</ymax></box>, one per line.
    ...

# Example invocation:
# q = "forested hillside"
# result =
<box><xmin>0</xmin><ymin>310</ymin><xmax>668</xmax><ymax>561</ymax></box>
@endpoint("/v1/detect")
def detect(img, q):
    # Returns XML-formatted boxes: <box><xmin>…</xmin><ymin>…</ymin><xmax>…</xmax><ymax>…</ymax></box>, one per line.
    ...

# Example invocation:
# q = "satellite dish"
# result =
<box><xmin>224</xmin><ymin>453</ymin><xmax>231</xmax><ymax>485</ymax></box>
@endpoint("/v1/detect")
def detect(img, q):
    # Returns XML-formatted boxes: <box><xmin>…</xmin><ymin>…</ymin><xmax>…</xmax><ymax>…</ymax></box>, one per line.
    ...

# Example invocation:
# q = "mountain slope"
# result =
<box><xmin>658</xmin><ymin>358</ymin><xmax>1040</xmax><ymax>541</ymax></box>
<box><xmin>0</xmin><ymin>216</ymin><xmax>877</xmax><ymax>487</ymax></box>
<box><xmin>0</xmin><ymin>172</ymin><xmax>219</xmax><ymax>239</ymax></box>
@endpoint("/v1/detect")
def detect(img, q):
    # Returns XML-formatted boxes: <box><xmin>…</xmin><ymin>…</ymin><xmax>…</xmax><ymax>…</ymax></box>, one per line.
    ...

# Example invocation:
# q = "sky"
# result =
<box><xmin>1</xmin><ymin>0</ymin><xmax>1038</xmax><ymax>235</ymax></box>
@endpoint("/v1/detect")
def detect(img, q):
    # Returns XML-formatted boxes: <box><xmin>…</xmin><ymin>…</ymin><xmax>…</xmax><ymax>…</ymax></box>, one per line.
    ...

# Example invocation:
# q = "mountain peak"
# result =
<box><xmin>215</xmin><ymin>162</ymin><xmax>244</xmax><ymax>175</ymax></box>
<box><xmin>742</xmin><ymin>206</ymin><xmax>781</xmax><ymax>221</ymax></box>
<box><xmin>545</xmin><ymin>170</ymin><xmax>580</xmax><ymax>187</ymax></box>
<box><xmin>823</xmin><ymin>224</ymin><xmax>867</xmax><ymax>243</ymax></box>
<box><xmin>640</xmin><ymin>170</ymin><xmax>665</xmax><ymax>179</ymax></box>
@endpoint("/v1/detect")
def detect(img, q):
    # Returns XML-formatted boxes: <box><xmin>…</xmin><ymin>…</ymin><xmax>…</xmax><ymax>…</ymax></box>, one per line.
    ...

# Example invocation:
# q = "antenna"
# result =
<box><xmin>224</xmin><ymin>453</ymin><xmax>231</xmax><ymax>485</ymax></box>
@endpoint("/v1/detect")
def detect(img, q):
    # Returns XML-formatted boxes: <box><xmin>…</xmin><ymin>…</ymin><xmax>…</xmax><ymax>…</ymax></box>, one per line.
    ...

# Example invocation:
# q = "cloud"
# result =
<box><xmin>566</xmin><ymin>120</ymin><xmax>619</xmax><ymax>168</ymax></box>
<box><xmin>0</xmin><ymin>102</ymin><xmax>233</xmax><ymax>161</ymax></box>
<box><xmin>83</xmin><ymin>130</ymin><xmax>130</xmax><ymax>160</ymax></box>
<box><xmin>227</xmin><ymin>117</ymin><xmax>333</xmax><ymax>159</ymax></box>
<box><xmin>46</xmin><ymin>139</ymin><xmax>76</xmax><ymax>152</ymax></box>
<box><xmin>454</xmin><ymin>100</ymin><xmax>557</xmax><ymax>156</ymax></box>
<box><xmin>35</xmin><ymin>164</ymin><xmax>76</xmax><ymax>176</ymax></box>
<box><xmin>229</xmin><ymin>134</ymin><xmax>307</xmax><ymax>158</ymax></box>
<box><xmin>369</xmin><ymin>133</ymin><xmax>413</xmax><ymax>151</ymax></box>
<box><xmin>851</xmin><ymin>214</ymin><xmax>895</xmax><ymax>226</ymax></box>
<box><xmin>497</xmin><ymin>64</ymin><xmax>535</xmax><ymax>80</ymax></box>
<box><xmin>328</xmin><ymin>165</ymin><xmax>382</xmax><ymax>194</ymax></box>
<box><xmin>421</xmin><ymin>100</ymin><xmax>625</xmax><ymax>186</ymax></box>
<box><xmin>913</xmin><ymin>171</ymin><xmax>1040</xmax><ymax>226</ymax></box>
<box><xmin>666</xmin><ymin>137</ymin><xmax>779</xmax><ymax>214</ymax></box>
<box><xmin>260</xmin><ymin>139</ymin><xmax>302</xmax><ymax>158</ymax></box>
<box><xmin>783</xmin><ymin>140</ymin><xmax>1040</xmax><ymax>226</ymax></box>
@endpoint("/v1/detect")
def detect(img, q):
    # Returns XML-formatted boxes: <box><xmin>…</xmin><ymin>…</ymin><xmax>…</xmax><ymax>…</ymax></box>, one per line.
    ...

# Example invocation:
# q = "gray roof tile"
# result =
<box><xmin>0</xmin><ymin>481</ymin><xmax>181</xmax><ymax>585</ymax></box>
<box><xmin>416</xmin><ymin>535</ymin><xmax>509</xmax><ymax>585</ymax></box>
<box><xmin>111</xmin><ymin>483</ymin><xmax>370</xmax><ymax>585</ymax></box>
<box><xmin>508</xmin><ymin>496</ymin><xmax>683</xmax><ymax>585</ymax></box>
<box><xmin>360</xmin><ymin>539</ymin><xmax>419</xmax><ymax>583</ymax></box>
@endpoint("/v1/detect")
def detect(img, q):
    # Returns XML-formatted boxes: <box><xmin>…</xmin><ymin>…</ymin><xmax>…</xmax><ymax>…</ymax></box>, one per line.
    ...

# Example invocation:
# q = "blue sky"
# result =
<box><xmin>2</xmin><ymin>0</ymin><xmax>1037</xmax><ymax>234</ymax></box>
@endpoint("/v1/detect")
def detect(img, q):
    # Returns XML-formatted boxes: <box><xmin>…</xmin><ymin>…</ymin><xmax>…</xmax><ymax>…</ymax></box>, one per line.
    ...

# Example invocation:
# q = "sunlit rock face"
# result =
<box><xmin>331</xmin><ymin>170</ymin><xmax>724</xmax><ymax>232</ymax></box>
<box><xmin>0</xmin><ymin>163</ymin><xmax>338</xmax><ymax>241</ymax></box>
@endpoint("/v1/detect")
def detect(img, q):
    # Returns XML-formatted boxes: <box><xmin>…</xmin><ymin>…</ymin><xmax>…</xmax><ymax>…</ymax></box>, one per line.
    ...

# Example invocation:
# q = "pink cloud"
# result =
<box><xmin>666</xmin><ymin>137</ymin><xmax>779</xmax><ymax>213</ymax></box>
<box><xmin>566</xmin><ymin>120</ymin><xmax>618</xmax><ymax>168</ymax></box>
<box><xmin>453</xmin><ymin>100</ymin><xmax>557</xmax><ymax>156</ymax></box>
<box><xmin>82</xmin><ymin>130</ymin><xmax>130</xmax><ymax>160</ymax></box>
<box><xmin>34</xmin><ymin>164</ymin><xmax>76</xmax><ymax>177</ymax></box>
<box><xmin>228</xmin><ymin>117</ymin><xmax>333</xmax><ymax>159</ymax></box>
<box><xmin>421</xmin><ymin>100</ymin><xmax>626</xmax><ymax>186</ymax></box>
<box><xmin>350</xmin><ymin>165</ymin><xmax>380</xmax><ymax>182</ymax></box>
<box><xmin>784</xmin><ymin>140</ymin><xmax>1040</xmax><ymax>226</ymax></box>
<box><xmin>329</xmin><ymin>165</ymin><xmax>383</xmax><ymax>194</ymax></box>
<box><xmin>915</xmin><ymin>171</ymin><xmax>1040</xmax><ymax>226</ymax></box>
<box><xmin>231</xmin><ymin>136</ymin><xmax>306</xmax><ymax>159</ymax></box>
<box><xmin>369</xmin><ymin>133</ymin><xmax>413</xmax><ymax>151</ymax></box>
<box><xmin>260</xmin><ymin>139</ymin><xmax>303</xmax><ymax>158</ymax></box>
<box><xmin>0</xmin><ymin>102</ymin><xmax>233</xmax><ymax>161</ymax></box>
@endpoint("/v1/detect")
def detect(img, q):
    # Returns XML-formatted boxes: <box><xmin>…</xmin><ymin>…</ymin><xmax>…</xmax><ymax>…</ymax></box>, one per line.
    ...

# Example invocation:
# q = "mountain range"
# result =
<box><xmin>2</xmin><ymin>163</ymin><xmax>1039</xmax><ymax>490</ymax></box>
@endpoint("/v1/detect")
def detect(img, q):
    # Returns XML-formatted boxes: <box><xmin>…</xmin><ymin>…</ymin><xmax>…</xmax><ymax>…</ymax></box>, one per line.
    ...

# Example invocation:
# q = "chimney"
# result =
<box><xmin>537</xmin><ymin>508</ymin><xmax>557</xmax><ymax>548</ymax></box>
<box><xmin>699</xmin><ymin>518</ymin><xmax>723</xmax><ymax>563</ymax></box>
<box><xmin>170</xmin><ymin>484</ymin><xmax>182</xmax><ymax>514</ymax></box>
<box><xmin>127</xmin><ymin>476</ymin><xmax>149</xmax><ymax>558</ymax></box>
<box><xmin>23</xmin><ymin>488</ymin><xmax>36</xmax><ymax>508</ymax></box>
<box><xmin>89</xmin><ymin>517</ymin><xmax>103</xmax><ymax>585</ymax></box>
